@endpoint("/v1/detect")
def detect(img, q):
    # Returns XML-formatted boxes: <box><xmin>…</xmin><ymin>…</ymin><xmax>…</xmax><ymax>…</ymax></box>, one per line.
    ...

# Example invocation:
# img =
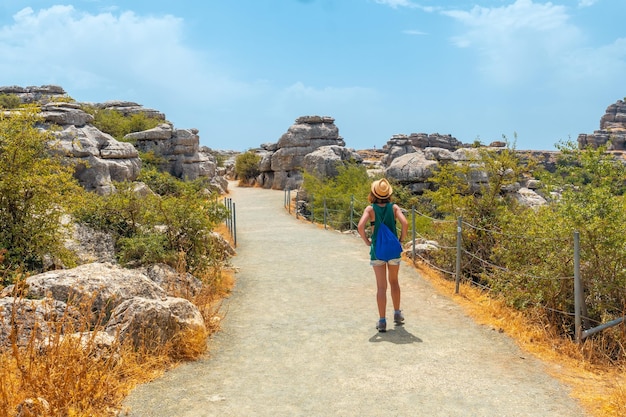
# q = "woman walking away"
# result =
<box><xmin>357</xmin><ymin>178</ymin><xmax>408</xmax><ymax>333</ymax></box>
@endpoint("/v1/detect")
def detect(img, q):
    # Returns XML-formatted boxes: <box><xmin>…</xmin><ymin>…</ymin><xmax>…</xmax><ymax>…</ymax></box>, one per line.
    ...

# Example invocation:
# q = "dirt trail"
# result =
<box><xmin>123</xmin><ymin>185</ymin><xmax>587</xmax><ymax>417</ymax></box>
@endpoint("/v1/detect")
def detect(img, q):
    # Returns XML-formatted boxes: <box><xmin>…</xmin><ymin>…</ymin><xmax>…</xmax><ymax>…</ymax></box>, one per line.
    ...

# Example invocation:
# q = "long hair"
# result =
<box><xmin>368</xmin><ymin>192</ymin><xmax>391</xmax><ymax>204</ymax></box>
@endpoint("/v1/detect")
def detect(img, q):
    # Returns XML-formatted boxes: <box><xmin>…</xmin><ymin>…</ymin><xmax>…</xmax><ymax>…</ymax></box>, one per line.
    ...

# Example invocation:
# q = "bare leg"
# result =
<box><xmin>373</xmin><ymin>264</ymin><xmax>387</xmax><ymax>318</ymax></box>
<box><xmin>387</xmin><ymin>264</ymin><xmax>401</xmax><ymax>311</ymax></box>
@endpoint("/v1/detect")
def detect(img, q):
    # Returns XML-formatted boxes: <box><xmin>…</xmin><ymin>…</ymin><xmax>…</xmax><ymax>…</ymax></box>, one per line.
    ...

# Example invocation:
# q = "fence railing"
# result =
<box><xmin>284</xmin><ymin>189</ymin><xmax>626</xmax><ymax>343</ymax></box>
<box><xmin>223</xmin><ymin>197</ymin><xmax>237</xmax><ymax>247</ymax></box>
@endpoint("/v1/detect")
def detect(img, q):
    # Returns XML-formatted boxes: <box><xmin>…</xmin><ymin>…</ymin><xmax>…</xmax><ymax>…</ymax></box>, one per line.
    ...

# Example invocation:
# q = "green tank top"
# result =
<box><xmin>370</xmin><ymin>203</ymin><xmax>397</xmax><ymax>260</ymax></box>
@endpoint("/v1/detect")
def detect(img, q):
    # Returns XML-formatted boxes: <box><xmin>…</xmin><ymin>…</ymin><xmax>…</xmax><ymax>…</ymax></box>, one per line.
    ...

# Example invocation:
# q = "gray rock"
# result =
<box><xmin>303</xmin><ymin>145</ymin><xmax>363</xmax><ymax>178</ymax></box>
<box><xmin>0</xmin><ymin>297</ymin><xmax>76</xmax><ymax>348</ymax></box>
<box><xmin>105</xmin><ymin>296</ymin><xmax>205</xmax><ymax>349</ymax></box>
<box><xmin>257</xmin><ymin>115</ymin><xmax>349</xmax><ymax>189</ymax></box>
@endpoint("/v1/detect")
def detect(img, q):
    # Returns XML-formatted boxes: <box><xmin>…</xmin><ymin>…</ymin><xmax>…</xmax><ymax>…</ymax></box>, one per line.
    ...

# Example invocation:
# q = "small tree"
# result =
<box><xmin>0</xmin><ymin>107</ymin><xmax>82</xmax><ymax>277</ymax></box>
<box><xmin>234</xmin><ymin>151</ymin><xmax>261</xmax><ymax>185</ymax></box>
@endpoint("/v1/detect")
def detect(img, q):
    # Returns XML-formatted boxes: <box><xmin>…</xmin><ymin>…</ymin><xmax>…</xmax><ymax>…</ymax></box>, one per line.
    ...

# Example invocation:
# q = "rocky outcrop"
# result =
<box><xmin>0</xmin><ymin>263</ymin><xmax>205</xmax><ymax>350</ymax></box>
<box><xmin>382</xmin><ymin>133</ymin><xmax>464</xmax><ymax>166</ymax></box>
<box><xmin>302</xmin><ymin>145</ymin><xmax>362</xmax><ymax>178</ymax></box>
<box><xmin>52</xmin><ymin>127</ymin><xmax>141</xmax><ymax>194</ymax></box>
<box><xmin>3</xmin><ymin>85</ymin><xmax>229</xmax><ymax>194</ymax></box>
<box><xmin>578</xmin><ymin>99</ymin><xmax>626</xmax><ymax>150</ymax></box>
<box><xmin>125</xmin><ymin>123</ymin><xmax>220</xmax><ymax>183</ymax></box>
<box><xmin>385</xmin><ymin>147</ymin><xmax>546</xmax><ymax>207</ymax></box>
<box><xmin>0</xmin><ymin>85</ymin><xmax>67</xmax><ymax>103</ymax></box>
<box><xmin>256</xmin><ymin>116</ymin><xmax>354</xmax><ymax>190</ymax></box>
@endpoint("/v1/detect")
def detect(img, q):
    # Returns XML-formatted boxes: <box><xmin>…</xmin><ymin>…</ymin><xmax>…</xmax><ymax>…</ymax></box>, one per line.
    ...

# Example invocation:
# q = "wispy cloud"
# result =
<box><xmin>441</xmin><ymin>0</ymin><xmax>593</xmax><ymax>85</ymax></box>
<box><xmin>374</xmin><ymin>0</ymin><xmax>435</xmax><ymax>12</ymax></box>
<box><xmin>403</xmin><ymin>29</ymin><xmax>427</xmax><ymax>36</ymax></box>
<box><xmin>578</xmin><ymin>0</ymin><xmax>598</xmax><ymax>7</ymax></box>
<box><xmin>0</xmin><ymin>5</ymin><xmax>259</xmax><ymax>103</ymax></box>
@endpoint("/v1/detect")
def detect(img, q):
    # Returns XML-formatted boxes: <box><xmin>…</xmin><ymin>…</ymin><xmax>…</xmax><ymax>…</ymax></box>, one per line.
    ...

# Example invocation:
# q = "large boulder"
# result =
<box><xmin>44</xmin><ymin>110</ymin><xmax>141</xmax><ymax>194</ymax></box>
<box><xmin>0</xmin><ymin>297</ymin><xmax>76</xmax><ymax>348</ymax></box>
<box><xmin>105</xmin><ymin>296</ymin><xmax>205</xmax><ymax>349</ymax></box>
<box><xmin>4</xmin><ymin>263</ymin><xmax>167</xmax><ymax>322</ymax></box>
<box><xmin>385</xmin><ymin>151</ymin><xmax>439</xmax><ymax>193</ymax></box>
<box><xmin>0</xmin><ymin>263</ymin><xmax>207</xmax><ymax>351</ymax></box>
<box><xmin>302</xmin><ymin>145</ymin><xmax>362</xmax><ymax>178</ymax></box>
<box><xmin>256</xmin><ymin>116</ymin><xmax>348</xmax><ymax>190</ymax></box>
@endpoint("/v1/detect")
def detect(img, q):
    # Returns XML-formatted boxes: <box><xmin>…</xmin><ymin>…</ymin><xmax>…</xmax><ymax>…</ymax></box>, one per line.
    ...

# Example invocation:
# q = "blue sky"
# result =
<box><xmin>1</xmin><ymin>1</ymin><xmax>624</xmax><ymax>151</ymax></box>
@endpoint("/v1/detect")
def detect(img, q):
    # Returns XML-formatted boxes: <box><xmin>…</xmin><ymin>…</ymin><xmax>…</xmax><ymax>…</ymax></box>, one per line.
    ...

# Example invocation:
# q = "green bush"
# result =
<box><xmin>0</xmin><ymin>107</ymin><xmax>82</xmax><ymax>278</ymax></box>
<box><xmin>301</xmin><ymin>162</ymin><xmax>373</xmax><ymax>230</ymax></box>
<box><xmin>82</xmin><ymin>106</ymin><xmax>163</xmax><ymax>142</ymax></box>
<box><xmin>73</xmin><ymin>181</ymin><xmax>228</xmax><ymax>273</ymax></box>
<box><xmin>234</xmin><ymin>151</ymin><xmax>261</xmax><ymax>184</ymax></box>
<box><xmin>0</xmin><ymin>94</ymin><xmax>21</xmax><ymax>109</ymax></box>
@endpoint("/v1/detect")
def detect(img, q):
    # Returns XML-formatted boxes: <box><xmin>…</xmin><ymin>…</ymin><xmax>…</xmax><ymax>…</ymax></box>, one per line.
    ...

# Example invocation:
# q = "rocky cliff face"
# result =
<box><xmin>256</xmin><ymin>116</ymin><xmax>360</xmax><ymax>190</ymax></box>
<box><xmin>1</xmin><ymin>85</ymin><xmax>226</xmax><ymax>194</ymax></box>
<box><xmin>578</xmin><ymin>99</ymin><xmax>626</xmax><ymax>150</ymax></box>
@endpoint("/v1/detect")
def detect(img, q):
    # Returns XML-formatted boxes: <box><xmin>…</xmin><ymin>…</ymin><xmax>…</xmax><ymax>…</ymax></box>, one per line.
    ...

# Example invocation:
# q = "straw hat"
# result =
<box><xmin>371</xmin><ymin>178</ymin><xmax>392</xmax><ymax>199</ymax></box>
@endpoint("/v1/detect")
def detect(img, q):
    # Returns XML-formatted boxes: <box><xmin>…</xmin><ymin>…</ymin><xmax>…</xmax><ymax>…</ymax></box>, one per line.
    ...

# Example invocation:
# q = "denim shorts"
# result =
<box><xmin>370</xmin><ymin>258</ymin><xmax>402</xmax><ymax>267</ymax></box>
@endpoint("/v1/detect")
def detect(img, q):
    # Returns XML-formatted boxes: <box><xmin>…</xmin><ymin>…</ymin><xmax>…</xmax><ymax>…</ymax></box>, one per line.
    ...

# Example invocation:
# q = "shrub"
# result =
<box><xmin>0</xmin><ymin>107</ymin><xmax>82</xmax><ymax>278</ymax></box>
<box><xmin>73</xmin><ymin>181</ymin><xmax>228</xmax><ymax>274</ymax></box>
<box><xmin>82</xmin><ymin>106</ymin><xmax>162</xmax><ymax>142</ymax></box>
<box><xmin>234</xmin><ymin>151</ymin><xmax>261</xmax><ymax>185</ymax></box>
<box><xmin>0</xmin><ymin>94</ymin><xmax>21</xmax><ymax>109</ymax></box>
<box><xmin>301</xmin><ymin>162</ymin><xmax>373</xmax><ymax>229</ymax></box>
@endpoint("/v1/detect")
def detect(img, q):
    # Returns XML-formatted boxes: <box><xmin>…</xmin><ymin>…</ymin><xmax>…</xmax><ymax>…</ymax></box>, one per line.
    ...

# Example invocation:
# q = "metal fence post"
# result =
<box><xmin>574</xmin><ymin>231</ymin><xmax>582</xmax><ymax>343</ymax></box>
<box><xmin>412</xmin><ymin>207</ymin><xmax>416</xmax><ymax>262</ymax></box>
<box><xmin>232</xmin><ymin>202</ymin><xmax>237</xmax><ymax>247</ymax></box>
<box><xmin>311</xmin><ymin>194</ymin><xmax>314</xmax><ymax>223</ymax></box>
<box><xmin>323</xmin><ymin>198</ymin><xmax>327</xmax><ymax>230</ymax></box>
<box><xmin>350</xmin><ymin>195</ymin><xmax>354</xmax><ymax>231</ymax></box>
<box><xmin>455</xmin><ymin>216</ymin><xmax>462</xmax><ymax>294</ymax></box>
<box><xmin>295</xmin><ymin>190</ymin><xmax>299</xmax><ymax>219</ymax></box>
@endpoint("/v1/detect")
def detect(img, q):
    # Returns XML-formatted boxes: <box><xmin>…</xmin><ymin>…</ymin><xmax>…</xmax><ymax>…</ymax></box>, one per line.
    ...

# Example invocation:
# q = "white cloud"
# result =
<box><xmin>0</xmin><ymin>5</ymin><xmax>255</xmax><ymax>103</ymax></box>
<box><xmin>403</xmin><ymin>29</ymin><xmax>427</xmax><ymax>36</ymax></box>
<box><xmin>578</xmin><ymin>0</ymin><xmax>598</xmax><ymax>7</ymax></box>
<box><xmin>374</xmin><ymin>0</ymin><xmax>415</xmax><ymax>8</ymax></box>
<box><xmin>374</xmin><ymin>0</ymin><xmax>435</xmax><ymax>12</ymax></box>
<box><xmin>442</xmin><ymin>0</ymin><xmax>589</xmax><ymax>85</ymax></box>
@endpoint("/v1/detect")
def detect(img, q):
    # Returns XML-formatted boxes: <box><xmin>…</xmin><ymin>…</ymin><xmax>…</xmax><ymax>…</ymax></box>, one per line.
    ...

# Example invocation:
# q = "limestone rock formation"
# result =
<box><xmin>382</xmin><ymin>133</ymin><xmax>463</xmax><ymax>166</ymax></box>
<box><xmin>0</xmin><ymin>263</ymin><xmax>205</xmax><ymax>350</ymax></box>
<box><xmin>385</xmin><ymin>147</ymin><xmax>546</xmax><ymax>207</ymax></box>
<box><xmin>2</xmin><ymin>85</ymin><xmax>228</xmax><ymax>194</ymax></box>
<box><xmin>0</xmin><ymin>84</ymin><xmax>66</xmax><ymax>103</ymax></box>
<box><xmin>302</xmin><ymin>145</ymin><xmax>363</xmax><ymax>178</ymax></box>
<box><xmin>256</xmin><ymin>116</ymin><xmax>352</xmax><ymax>190</ymax></box>
<box><xmin>49</xmin><ymin>120</ymin><xmax>141</xmax><ymax>194</ymax></box>
<box><xmin>126</xmin><ymin>123</ymin><xmax>219</xmax><ymax>182</ymax></box>
<box><xmin>578</xmin><ymin>99</ymin><xmax>626</xmax><ymax>150</ymax></box>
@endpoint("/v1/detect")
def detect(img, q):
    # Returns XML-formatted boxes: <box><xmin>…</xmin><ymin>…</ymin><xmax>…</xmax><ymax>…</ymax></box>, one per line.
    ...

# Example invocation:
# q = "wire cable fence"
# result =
<box><xmin>284</xmin><ymin>188</ymin><xmax>626</xmax><ymax>343</ymax></box>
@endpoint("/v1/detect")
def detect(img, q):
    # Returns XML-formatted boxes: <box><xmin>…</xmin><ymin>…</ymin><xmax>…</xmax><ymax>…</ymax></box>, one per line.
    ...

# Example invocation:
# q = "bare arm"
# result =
<box><xmin>394</xmin><ymin>204</ymin><xmax>409</xmax><ymax>242</ymax></box>
<box><xmin>357</xmin><ymin>206</ymin><xmax>374</xmax><ymax>246</ymax></box>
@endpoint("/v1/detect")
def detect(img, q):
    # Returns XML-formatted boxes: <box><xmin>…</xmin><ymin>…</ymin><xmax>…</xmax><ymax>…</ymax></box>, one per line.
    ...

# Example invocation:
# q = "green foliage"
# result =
<box><xmin>423</xmin><ymin>142</ymin><xmax>626</xmax><ymax>351</ymax></box>
<box><xmin>301</xmin><ymin>162</ymin><xmax>373</xmax><ymax>229</ymax></box>
<box><xmin>234</xmin><ymin>151</ymin><xmax>261</xmax><ymax>184</ymax></box>
<box><xmin>82</xmin><ymin>106</ymin><xmax>162</xmax><ymax>142</ymax></box>
<box><xmin>0</xmin><ymin>107</ymin><xmax>82</xmax><ymax>277</ymax></box>
<box><xmin>420</xmin><ymin>145</ymin><xmax>535</xmax><ymax>282</ymax></box>
<box><xmin>73</xmin><ymin>181</ymin><xmax>228</xmax><ymax>273</ymax></box>
<box><xmin>138</xmin><ymin>165</ymin><xmax>187</xmax><ymax>197</ymax></box>
<box><xmin>0</xmin><ymin>94</ymin><xmax>21</xmax><ymax>109</ymax></box>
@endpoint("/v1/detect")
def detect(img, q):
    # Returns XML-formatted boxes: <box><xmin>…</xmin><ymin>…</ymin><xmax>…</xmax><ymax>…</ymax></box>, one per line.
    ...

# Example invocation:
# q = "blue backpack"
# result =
<box><xmin>374</xmin><ymin>205</ymin><xmax>402</xmax><ymax>261</ymax></box>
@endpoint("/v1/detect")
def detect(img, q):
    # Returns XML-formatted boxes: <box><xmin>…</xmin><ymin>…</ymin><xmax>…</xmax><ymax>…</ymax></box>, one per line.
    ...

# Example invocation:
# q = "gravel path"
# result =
<box><xmin>123</xmin><ymin>185</ymin><xmax>587</xmax><ymax>417</ymax></box>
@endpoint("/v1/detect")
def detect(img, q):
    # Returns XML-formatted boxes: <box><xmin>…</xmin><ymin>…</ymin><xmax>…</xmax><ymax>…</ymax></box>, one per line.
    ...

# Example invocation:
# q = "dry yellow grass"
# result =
<box><xmin>411</xmin><ymin>260</ymin><xmax>626</xmax><ymax>417</ymax></box>
<box><xmin>0</xmin><ymin>258</ymin><xmax>236</xmax><ymax>416</ymax></box>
